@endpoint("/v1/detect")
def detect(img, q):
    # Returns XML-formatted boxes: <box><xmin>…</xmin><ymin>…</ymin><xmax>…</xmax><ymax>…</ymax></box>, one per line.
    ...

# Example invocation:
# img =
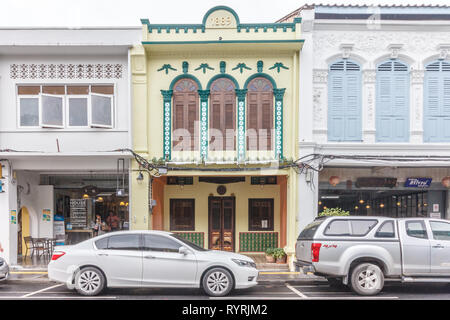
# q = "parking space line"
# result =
<box><xmin>285</xmin><ymin>283</ymin><xmax>308</xmax><ymax>299</ymax></box>
<box><xmin>21</xmin><ymin>284</ymin><xmax>64</xmax><ymax>298</ymax></box>
<box><xmin>210</xmin><ymin>296</ymin><xmax>302</xmax><ymax>300</ymax></box>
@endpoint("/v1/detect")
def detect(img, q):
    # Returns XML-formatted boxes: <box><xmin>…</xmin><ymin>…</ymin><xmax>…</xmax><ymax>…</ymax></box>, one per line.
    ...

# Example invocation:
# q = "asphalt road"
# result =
<box><xmin>1</xmin><ymin>276</ymin><xmax>450</xmax><ymax>300</ymax></box>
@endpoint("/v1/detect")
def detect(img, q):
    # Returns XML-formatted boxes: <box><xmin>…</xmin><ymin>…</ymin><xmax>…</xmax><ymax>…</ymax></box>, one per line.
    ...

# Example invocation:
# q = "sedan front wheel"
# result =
<box><xmin>202</xmin><ymin>268</ymin><xmax>234</xmax><ymax>297</ymax></box>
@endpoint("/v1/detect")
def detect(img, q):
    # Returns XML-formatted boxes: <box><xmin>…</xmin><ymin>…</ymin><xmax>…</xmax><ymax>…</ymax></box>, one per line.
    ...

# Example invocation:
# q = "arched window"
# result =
<box><xmin>376</xmin><ymin>60</ymin><xmax>410</xmax><ymax>142</ymax></box>
<box><xmin>172</xmin><ymin>79</ymin><xmax>199</xmax><ymax>151</ymax></box>
<box><xmin>424</xmin><ymin>60</ymin><xmax>450</xmax><ymax>142</ymax></box>
<box><xmin>209</xmin><ymin>78</ymin><xmax>236</xmax><ymax>151</ymax></box>
<box><xmin>247</xmin><ymin>77</ymin><xmax>273</xmax><ymax>151</ymax></box>
<box><xmin>328</xmin><ymin>60</ymin><xmax>362</xmax><ymax>141</ymax></box>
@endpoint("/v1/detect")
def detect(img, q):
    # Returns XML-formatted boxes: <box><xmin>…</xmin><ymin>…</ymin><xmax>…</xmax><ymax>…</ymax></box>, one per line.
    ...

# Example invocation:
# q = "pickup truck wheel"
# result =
<box><xmin>350</xmin><ymin>263</ymin><xmax>384</xmax><ymax>296</ymax></box>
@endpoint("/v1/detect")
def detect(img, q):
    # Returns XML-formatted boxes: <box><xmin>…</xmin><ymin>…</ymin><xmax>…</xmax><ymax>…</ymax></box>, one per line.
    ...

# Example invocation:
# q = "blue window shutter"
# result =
<box><xmin>376</xmin><ymin>60</ymin><xmax>409</xmax><ymax>142</ymax></box>
<box><xmin>424</xmin><ymin>61</ymin><xmax>450</xmax><ymax>142</ymax></box>
<box><xmin>328</xmin><ymin>60</ymin><xmax>361</xmax><ymax>141</ymax></box>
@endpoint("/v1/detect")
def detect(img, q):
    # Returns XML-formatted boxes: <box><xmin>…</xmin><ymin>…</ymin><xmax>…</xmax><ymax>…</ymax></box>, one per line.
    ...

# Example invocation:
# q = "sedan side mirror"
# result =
<box><xmin>179</xmin><ymin>246</ymin><xmax>189</xmax><ymax>255</ymax></box>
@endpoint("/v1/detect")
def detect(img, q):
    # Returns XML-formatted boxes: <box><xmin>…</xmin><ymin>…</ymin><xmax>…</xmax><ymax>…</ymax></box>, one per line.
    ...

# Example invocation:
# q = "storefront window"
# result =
<box><xmin>170</xmin><ymin>199</ymin><xmax>195</xmax><ymax>231</ymax></box>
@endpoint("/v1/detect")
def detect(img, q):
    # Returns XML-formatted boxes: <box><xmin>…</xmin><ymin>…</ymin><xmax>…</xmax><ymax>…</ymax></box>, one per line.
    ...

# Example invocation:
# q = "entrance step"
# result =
<box><xmin>257</xmin><ymin>263</ymin><xmax>289</xmax><ymax>271</ymax></box>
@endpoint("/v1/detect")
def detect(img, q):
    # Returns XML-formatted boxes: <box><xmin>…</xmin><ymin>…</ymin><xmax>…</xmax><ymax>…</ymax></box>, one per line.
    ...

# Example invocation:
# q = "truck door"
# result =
<box><xmin>399</xmin><ymin>220</ymin><xmax>431</xmax><ymax>275</ymax></box>
<box><xmin>427</xmin><ymin>220</ymin><xmax>450</xmax><ymax>275</ymax></box>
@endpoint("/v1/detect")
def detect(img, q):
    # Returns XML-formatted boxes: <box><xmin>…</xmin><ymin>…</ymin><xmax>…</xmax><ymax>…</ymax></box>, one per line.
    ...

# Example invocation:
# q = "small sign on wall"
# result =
<box><xmin>10</xmin><ymin>210</ymin><xmax>16</xmax><ymax>224</ymax></box>
<box><xmin>433</xmin><ymin>204</ymin><xmax>440</xmax><ymax>212</ymax></box>
<box><xmin>42</xmin><ymin>209</ymin><xmax>51</xmax><ymax>222</ymax></box>
<box><xmin>430</xmin><ymin>212</ymin><xmax>441</xmax><ymax>219</ymax></box>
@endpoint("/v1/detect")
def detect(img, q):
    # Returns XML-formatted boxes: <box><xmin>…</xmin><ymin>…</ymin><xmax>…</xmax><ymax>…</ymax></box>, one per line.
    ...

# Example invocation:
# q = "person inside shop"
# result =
<box><xmin>93</xmin><ymin>214</ymin><xmax>105</xmax><ymax>237</ymax></box>
<box><xmin>106</xmin><ymin>210</ymin><xmax>120</xmax><ymax>232</ymax></box>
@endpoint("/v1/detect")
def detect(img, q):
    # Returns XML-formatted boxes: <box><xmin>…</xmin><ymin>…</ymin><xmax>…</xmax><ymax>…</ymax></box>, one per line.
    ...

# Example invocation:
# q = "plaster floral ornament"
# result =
<box><xmin>195</xmin><ymin>63</ymin><xmax>214</xmax><ymax>74</ymax></box>
<box><xmin>232</xmin><ymin>63</ymin><xmax>252</xmax><ymax>73</ymax></box>
<box><xmin>157</xmin><ymin>64</ymin><xmax>177</xmax><ymax>74</ymax></box>
<box><xmin>269</xmin><ymin>62</ymin><xmax>289</xmax><ymax>73</ymax></box>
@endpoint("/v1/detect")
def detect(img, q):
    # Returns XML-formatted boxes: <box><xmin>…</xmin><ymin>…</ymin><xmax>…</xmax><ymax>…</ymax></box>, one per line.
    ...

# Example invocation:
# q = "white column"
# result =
<box><xmin>411</xmin><ymin>70</ymin><xmax>424</xmax><ymax>144</ymax></box>
<box><xmin>0</xmin><ymin>161</ymin><xmax>18</xmax><ymax>265</ymax></box>
<box><xmin>312</xmin><ymin>70</ymin><xmax>328</xmax><ymax>143</ymax></box>
<box><xmin>363</xmin><ymin>70</ymin><xmax>376</xmax><ymax>143</ymax></box>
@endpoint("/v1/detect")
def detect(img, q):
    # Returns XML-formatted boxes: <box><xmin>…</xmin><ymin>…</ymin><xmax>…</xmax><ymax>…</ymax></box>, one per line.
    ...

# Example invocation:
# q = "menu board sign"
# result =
<box><xmin>70</xmin><ymin>199</ymin><xmax>87</xmax><ymax>228</ymax></box>
<box><xmin>356</xmin><ymin>177</ymin><xmax>397</xmax><ymax>188</ymax></box>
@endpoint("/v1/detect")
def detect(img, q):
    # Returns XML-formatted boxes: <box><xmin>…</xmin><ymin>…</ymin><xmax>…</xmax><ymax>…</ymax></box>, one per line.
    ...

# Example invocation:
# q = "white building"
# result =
<box><xmin>0</xmin><ymin>27</ymin><xmax>141</xmax><ymax>265</ymax></box>
<box><xmin>280</xmin><ymin>5</ymin><xmax>450</xmax><ymax>233</ymax></box>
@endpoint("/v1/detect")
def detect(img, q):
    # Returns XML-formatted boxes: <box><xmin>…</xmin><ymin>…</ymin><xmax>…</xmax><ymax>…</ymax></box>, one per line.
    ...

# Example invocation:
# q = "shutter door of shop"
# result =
<box><xmin>328</xmin><ymin>70</ymin><xmax>345</xmax><ymax>141</ymax></box>
<box><xmin>344</xmin><ymin>70</ymin><xmax>362</xmax><ymax>141</ymax></box>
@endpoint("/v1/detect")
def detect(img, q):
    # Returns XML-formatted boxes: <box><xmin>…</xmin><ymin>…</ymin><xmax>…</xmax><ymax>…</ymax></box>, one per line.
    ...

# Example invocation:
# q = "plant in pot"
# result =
<box><xmin>318</xmin><ymin>207</ymin><xmax>350</xmax><ymax>217</ymax></box>
<box><xmin>265</xmin><ymin>248</ymin><xmax>276</xmax><ymax>263</ymax></box>
<box><xmin>274</xmin><ymin>248</ymin><xmax>287</xmax><ymax>264</ymax></box>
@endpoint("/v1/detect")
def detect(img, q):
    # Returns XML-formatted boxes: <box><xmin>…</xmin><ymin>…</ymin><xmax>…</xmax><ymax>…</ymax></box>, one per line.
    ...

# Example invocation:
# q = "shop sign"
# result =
<box><xmin>404</xmin><ymin>178</ymin><xmax>432</xmax><ymax>188</ymax></box>
<box><xmin>42</xmin><ymin>209</ymin><xmax>51</xmax><ymax>222</ymax></box>
<box><xmin>430</xmin><ymin>212</ymin><xmax>441</xmax><ymax>219</ymax></box>
<box><xmin>356</xmin><ymin>177</ymin><xmax>397</xmax><ymax>188</ymax></box>
<box><xmin>70</xmin><ymin>199</ymin><xmax>87</xmax><ymax>228</ymax></box>
<box><xmin>10</xmin><ymin>210</ymin><xmax>16</xmax><ymax>225</ymax></box>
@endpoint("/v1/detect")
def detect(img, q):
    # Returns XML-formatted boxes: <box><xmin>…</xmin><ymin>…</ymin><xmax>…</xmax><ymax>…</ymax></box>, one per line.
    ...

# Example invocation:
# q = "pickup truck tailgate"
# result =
<box><xmin>296</xmin><ymin>240</ymin><xmax>313</xmax><ymax>263</ymax></box>
<box><xmin>296</xmin><ymin>219</ymin><xmax>325</xmax><ymax>263</ymax></box>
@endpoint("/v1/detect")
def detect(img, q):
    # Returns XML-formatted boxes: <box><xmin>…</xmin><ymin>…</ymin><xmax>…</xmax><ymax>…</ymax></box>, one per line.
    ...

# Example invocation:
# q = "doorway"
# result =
<box><xmin>208</xmin><ymin>196</ymin><xmax>235</xmax><ymax>251</ymax></box>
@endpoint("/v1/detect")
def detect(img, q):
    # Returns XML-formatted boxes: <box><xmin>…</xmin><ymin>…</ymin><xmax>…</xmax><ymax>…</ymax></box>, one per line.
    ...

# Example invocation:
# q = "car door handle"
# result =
<box><xmin>98</xmin><ymin>253</ymin><xmax>109</xmax><ymax>256</ymax></box>
<box><xmin>144</xmin><ymin>255</ymin><xmax>156</xmax><ymax>259</ymax></box>
<box><xmin>433</xmin><ymin>244</ymin><xmax>444</xmax><ymax>249</ymax></box>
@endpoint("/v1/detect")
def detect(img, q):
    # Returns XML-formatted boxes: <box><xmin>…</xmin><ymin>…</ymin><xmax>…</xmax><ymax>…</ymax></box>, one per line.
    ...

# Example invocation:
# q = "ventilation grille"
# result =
<box><xmin>426</xmin><ymin>61</ymin><xmax>450</xmax><ymax>72</ymax></box>
<box><xmin>378</xmin><ymin>61</ymin><xmax>408</xmax><ymax>72</ymax></box>
<box><xmin>330</xmin><ymin>60</ymin><xmax>360</xmax><ymax>71</ymax></box>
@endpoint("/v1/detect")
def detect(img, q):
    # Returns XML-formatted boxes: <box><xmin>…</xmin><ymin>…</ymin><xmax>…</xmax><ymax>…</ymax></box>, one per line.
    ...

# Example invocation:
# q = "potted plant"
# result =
<box><xmin>318</xmin><ymin>207</ymin><xmax>350</xmax><ymax>217</ymax></box>
<box><xmin>265</xmin><ymin>248</ymin><xmax>276</xmax><ymax>263</ymax></box>
<box><xmin>274</xmin><ymin>248</ymin><xmax>287</xmax><ymax>264</ymax></box>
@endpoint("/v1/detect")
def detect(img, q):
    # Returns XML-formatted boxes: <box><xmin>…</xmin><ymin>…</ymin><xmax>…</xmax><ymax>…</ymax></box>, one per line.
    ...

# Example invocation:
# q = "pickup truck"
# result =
<box><xmin>295</xmin><ymin>216</ymin><xmax>450</xmax><ymax>295</ymax></box>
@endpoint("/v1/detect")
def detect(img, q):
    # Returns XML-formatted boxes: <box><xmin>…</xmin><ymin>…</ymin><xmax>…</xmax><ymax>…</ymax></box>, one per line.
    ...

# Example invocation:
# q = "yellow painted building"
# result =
<box><xmin>130</xmin><ymin>6</ymin><xmax>303</xmax><ymax>264</ymax></box>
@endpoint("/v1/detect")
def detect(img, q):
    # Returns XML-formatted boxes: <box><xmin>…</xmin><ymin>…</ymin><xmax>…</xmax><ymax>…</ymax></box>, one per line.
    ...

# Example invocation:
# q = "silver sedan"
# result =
<box><xmin>48</xmin><ymin>230</ymin><xmax>259</xmax><ymax>296</ymax></box>
<box><xmin>0</xmin><ymin>257</ymin><xmax>9</xmax><ymax>282</ymax></box>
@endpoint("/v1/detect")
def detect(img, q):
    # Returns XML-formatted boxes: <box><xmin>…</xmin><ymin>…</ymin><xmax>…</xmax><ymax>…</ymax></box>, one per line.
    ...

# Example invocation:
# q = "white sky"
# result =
<box><xmin>2</xmin><ymin>0</ymin><xmax>450</xmax><ymax>27</ymax></box>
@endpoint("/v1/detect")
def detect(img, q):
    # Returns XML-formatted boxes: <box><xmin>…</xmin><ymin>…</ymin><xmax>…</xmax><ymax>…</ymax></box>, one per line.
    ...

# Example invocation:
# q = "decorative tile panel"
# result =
<box><xmin>10</xmin><ymin>63</ymin><xmax>123</xmax><ymax>79</ymax></box>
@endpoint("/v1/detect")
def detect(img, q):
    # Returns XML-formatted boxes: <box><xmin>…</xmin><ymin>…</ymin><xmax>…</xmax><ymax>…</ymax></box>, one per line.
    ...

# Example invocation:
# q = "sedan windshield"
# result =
<box><xmin>171</xmin><ymin>234</ymin><xmax>208</xmax><ymax>252</ymax></box>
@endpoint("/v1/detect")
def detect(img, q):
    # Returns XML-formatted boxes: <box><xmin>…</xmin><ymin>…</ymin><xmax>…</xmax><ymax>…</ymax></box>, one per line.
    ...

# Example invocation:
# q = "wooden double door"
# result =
<box><xmin>208</xmin><ymin>196</ymin><xmax>235</xmax><ymax>251</ymax></box>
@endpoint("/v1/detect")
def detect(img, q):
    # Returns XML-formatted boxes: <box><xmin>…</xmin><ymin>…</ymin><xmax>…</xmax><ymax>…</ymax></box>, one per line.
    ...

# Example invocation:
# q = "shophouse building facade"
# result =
<box><xmin>0</xmin><ymin>27</ymin><xmax>141</xmax><ymax>265</ymax></box>
<box><xmin>280</xmin><ymin>5</ymin><xmax>450</xmax><ymax>231</ymax></box>
<box><xmin>130</xmin><ymin>6</ymin><xmax>303</xmax><ymax>265</ymax></box>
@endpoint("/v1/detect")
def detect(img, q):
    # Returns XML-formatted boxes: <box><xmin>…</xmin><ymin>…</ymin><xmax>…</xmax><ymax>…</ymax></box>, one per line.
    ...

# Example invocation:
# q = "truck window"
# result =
<box><xmin>406</xmin><ymin>221</ymin><xmax>428</xmax><ymax>239</ymax></box>
<box><xmin>375</xmin><ymin>221</ymin><xmax>395</xmax><ymax>238</ymax></box>
<box><xmin>429</xmin><ymin>221</ymin><xmax>450</xmax><ymax>241</ymax></box>
<box><xmin>350</xmin><ymin>220</ymin><xmax>378</xmax><ymax>236</ymax></box>
<box><xmin>298</xmin><ymin>220</ymin><xmax>324</xmax><ymax>239</ymax></box>
<box><xmin>324</xmin><ymin>219</ymin><xmax>378</xmax><ymax>236</ymax></box>
<box><xmin>324</xmin><ymin>220</ymin><xmax>350</xmax><ymax>236</ymax></box>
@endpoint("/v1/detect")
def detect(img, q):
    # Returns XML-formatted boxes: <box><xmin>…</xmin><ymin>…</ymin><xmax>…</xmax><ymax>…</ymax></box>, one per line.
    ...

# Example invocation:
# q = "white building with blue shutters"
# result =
<box><xmin>280</xmin><ymin>4</ymin><xmax>450</xmax><ymax>232</ymax></box>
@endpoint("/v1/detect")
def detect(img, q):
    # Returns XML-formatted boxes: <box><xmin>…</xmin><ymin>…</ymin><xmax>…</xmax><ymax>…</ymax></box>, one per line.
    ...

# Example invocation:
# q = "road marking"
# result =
<box><xmin>309</xmin><ymin>296</ymin><xmax>399</xmax><ymax>300</ymax></box>
<box><xmin>0</xmin><ymin>296</ymin><xmax>117</xmax><ymax>300</ymax></box>
<box><xmin>286</xmin><ymin>283</ymin><xmax>308</xmax><ymax>299</ymax></box>
<box><xmin>21</xmin><ymin>283</ymin><xmax>64</xmax><ymax>298</ymax></box>
<box><xmin>259</xmin><ymin>272</ymin><xmax>301</xmax><ymax>275</ymax></box>
<box><xmin>210</xmin><ymin>296</ymin><xmax>302</xmax><ymax>300</ymax></box>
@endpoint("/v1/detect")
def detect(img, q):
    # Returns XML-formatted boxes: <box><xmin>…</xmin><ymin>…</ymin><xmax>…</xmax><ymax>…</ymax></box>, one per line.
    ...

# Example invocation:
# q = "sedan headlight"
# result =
<box><xmin>232</xmin><ymin>259</ymin><xmax>257</xmax><ymax>268</ymax></box>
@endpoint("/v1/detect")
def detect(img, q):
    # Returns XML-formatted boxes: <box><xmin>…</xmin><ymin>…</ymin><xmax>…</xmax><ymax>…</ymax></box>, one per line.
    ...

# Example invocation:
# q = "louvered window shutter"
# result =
<box><xmin>424</xmin><ymin>61</ymin><xmax>450</xmax><ymax>142</ymax></box>
<box><xmin>376</xmin><ymin>60</ymin><xmax>409</xmax><ymax>142</ymax></box>
<box><xmin>172</xmin><ymin>79</ymin><xmax>199</xmax><ymax>151</ymax></box>
<box><xmin>328</xmin><ymin>60</ymin><xmax>361</xmax><ymax>141</ymax></box>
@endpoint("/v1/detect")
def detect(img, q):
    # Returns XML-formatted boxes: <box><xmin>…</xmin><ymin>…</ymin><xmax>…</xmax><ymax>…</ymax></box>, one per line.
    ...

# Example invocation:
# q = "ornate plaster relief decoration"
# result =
<box><xmin>232</xmin><ymin>63</ymin><xmax>252</xmax><ymax>73</ymax></box>
<box><xmin>195</xmin><ymin>63</ymin><xmax>215</xmax><ymax>74</ymax></box>
<box><xmin>363</xmin><ymin>70</ymin><xmax>376</xmax><ymax>83</ymax></box>
<box><xmin>438</xmin><ymin>44</ymin><xmax>450</xmax><ymax>60</ymax></box>
<box><xmin>157</xmin><ymin>64</ymin><xmax>177</xmax><ymax>74</ymax></box>
<box><xmin>387</xmin><ymin>44</ymin><xmax>403</xmax><ymax>60</ymax></box>
<box><xmin>313</xmin><ymin>69</ymin><xmax>328</xmax><ymax>84</ymax></box>
<box><xmin>339</xmin><ymin>43</ymin><xmax>354</xmax><ymax>59</ymax></box>
<box><xmin>313</xmin><ymin>87</ymin><xmax>324</xmax><ymax>125</ymax></box>
<box><xmin>269</xmin><ymin>62</ymin><xmax>289</xmax><ymax>73</ymax></box>
<box><xmin>10</xmin><ymin>63</ymin><xmax>123</xmax><ymax>79</ymax></box>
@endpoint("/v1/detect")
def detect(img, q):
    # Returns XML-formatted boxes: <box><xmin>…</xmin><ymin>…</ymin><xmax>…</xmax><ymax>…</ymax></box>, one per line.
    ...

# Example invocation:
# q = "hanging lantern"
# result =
<box><xmin>329</xmin><ymin>176</ymin><xmax>340</xmax><ymax>186</ymax></box>
<box><xmin>442</xmin><ymin>177</ymin><xmax>450</xmax><ymax>188</ymax></box>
